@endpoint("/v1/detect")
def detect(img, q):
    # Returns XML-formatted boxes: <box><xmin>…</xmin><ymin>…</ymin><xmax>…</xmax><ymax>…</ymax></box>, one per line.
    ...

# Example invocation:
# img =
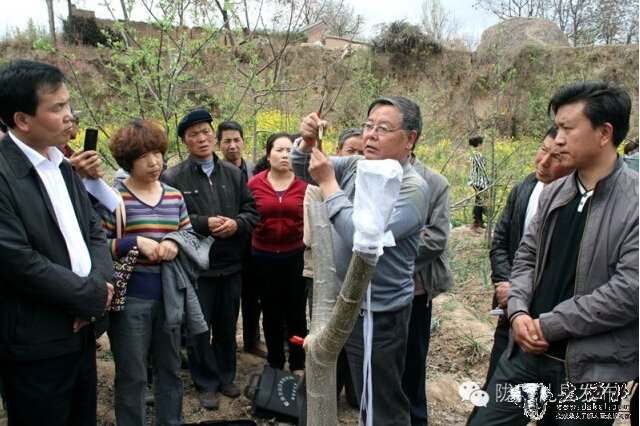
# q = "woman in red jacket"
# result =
<box><xmin>248</xmin><ymin>132</ymin><xmax>308</xmax><ymax>376</ymax></box>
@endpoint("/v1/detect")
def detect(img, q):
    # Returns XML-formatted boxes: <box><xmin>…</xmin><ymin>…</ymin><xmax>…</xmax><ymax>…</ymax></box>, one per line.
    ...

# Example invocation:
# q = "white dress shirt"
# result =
<box><xmin>9</xmin><ymin>132</ymin><xmax>92</xmax><ymax>277</ymax></box>
<box><xmin>524</xmin><ymin>180</ymin><xmax>545</xmax><ymax>231</ymax></box>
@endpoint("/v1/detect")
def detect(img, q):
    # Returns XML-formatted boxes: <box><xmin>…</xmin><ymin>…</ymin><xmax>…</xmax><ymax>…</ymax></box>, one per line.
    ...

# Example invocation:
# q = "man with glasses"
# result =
<box><xmin>292</xmin><ymin>96</ymin><xmax>430</xmax><ymax>424</ymax></box>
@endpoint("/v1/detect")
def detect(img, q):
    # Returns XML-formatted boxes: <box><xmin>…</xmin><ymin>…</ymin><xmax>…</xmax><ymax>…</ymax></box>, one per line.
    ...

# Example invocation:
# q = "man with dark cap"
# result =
<box><xmin>162</xmin><ymin>109</ymin><xmax>258</xmax><ymax>410</ymax></box>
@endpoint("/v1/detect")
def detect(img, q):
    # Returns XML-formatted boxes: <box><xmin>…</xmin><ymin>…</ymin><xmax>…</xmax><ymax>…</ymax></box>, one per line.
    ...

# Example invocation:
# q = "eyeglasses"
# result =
<box><xmin>362</xmin><ymin>122</ymin><xmax>403</xmax><ymax>136</ymax></box>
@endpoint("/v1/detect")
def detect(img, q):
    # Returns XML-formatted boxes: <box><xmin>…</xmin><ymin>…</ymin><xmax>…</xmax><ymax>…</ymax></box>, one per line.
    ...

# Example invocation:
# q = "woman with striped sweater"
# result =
<box><xmin>101</xmin><ymin>119</ymin><xmax>192</xmax><ymax>426</ymax></box>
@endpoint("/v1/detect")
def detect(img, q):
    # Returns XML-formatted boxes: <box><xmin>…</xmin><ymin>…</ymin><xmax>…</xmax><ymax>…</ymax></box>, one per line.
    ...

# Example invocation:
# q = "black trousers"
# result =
<box><xmin>187</xmin><ymin>272</ymin><xmax>242</xmax><ymax>392</ymax></box>
<box><xmin>346</xmin><ymin>305</ymin><xmax>412</xmax><ymax>425</ymax></box>
<box><xmin>402</xmin><ymin>293</ymin><xmax>433</xmax><ymax>426</ymax></box>
<box><xmin>0</xmin><ymin>329</ymin><xmax>97</xmax><ymax>426</ymax></box>
<box><xmin>469</xmin><ymin>347</ymin><xmax>621</xmax><ymax>426</ymax></box>
<box><xmin>253</xmin><ymin>251</ymin><xmax>307</xmax><ymax>372</ymax></box>
<box><xmin>484</xmin><ymin>317</ymin><xmax>510</xmax><ymax>387</ymax></box>
<box><xmin>241</xmin><ymin>255</ymin><xmax>262</xmax><ymax>350</ymax></box>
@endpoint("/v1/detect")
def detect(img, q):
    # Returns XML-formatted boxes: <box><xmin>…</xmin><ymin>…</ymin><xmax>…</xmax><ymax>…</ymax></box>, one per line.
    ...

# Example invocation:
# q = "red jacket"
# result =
<box><xmin>248</xmin><ymin>170</ymin><xmax>307</xmax><ymax>253</ymax></box>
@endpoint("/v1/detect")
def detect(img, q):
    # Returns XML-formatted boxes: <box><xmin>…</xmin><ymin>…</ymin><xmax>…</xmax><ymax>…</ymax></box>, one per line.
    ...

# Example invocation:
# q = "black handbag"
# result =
<box><xmin>244</xmin><ymin>366</ymin><xmax>305</xmax><ymax>424</ymax></box>
<box><xmin>110</xmin><ymin>198</ymin><xmax>138</xmax><ymax>311</ymax></box>
<box><xmin>95</xmin><ymin>199</ymin><xmax>138</xmax><ymax>339</ymax></box>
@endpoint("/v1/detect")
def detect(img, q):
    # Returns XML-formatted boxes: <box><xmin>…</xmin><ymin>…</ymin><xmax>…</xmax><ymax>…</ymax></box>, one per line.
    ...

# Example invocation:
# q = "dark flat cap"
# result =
<box><xmin>178</xmin><ymin>109</ymin><xmax>213</xmax><ymax>138</ymax></box>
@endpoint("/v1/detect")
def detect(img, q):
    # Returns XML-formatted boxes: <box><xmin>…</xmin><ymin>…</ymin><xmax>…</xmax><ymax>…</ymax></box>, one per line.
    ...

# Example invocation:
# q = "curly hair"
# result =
<box><xmin>109</xmin><ymin>119</ymin><xmax>168</xmax><ymax>172</ymax></box>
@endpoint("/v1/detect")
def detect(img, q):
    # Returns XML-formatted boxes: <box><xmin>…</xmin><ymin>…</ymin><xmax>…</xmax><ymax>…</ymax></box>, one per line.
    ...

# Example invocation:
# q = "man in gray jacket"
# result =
<box><xmin>471</xmin><ymin>82</ymin><xmax>638</xmax><ymax>425</ymax></box>
<box><xmin>402</xmin><ymin>152</ymin><xmax>453</xmax><ymax>425</ymax></box>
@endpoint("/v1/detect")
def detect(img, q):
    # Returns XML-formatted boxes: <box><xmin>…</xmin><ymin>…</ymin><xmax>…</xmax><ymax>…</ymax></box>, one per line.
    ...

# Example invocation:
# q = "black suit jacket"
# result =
<box><xmin>0</xmin><ymin>134</ymin><xmax>113</xmax><ymax>361</ymax></box>
<box><xmin>490</xmin><ymin>172</ymin><xmax>539</xmax><ymax>284</ymax></box>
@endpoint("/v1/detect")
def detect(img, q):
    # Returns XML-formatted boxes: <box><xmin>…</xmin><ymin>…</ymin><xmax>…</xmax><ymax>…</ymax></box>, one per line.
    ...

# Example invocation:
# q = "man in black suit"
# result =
<box><xmin>0</xmin><ymin>59</ymin><xmax>114</xmax><ymax>425</ymax></box>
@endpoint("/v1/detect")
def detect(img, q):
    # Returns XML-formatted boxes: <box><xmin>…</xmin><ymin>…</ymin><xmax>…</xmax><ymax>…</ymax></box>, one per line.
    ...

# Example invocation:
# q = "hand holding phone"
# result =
<box><xmin>83</xmin><ymin>128</ymin><xmax>98</xmax><ymax>152</ymax></box>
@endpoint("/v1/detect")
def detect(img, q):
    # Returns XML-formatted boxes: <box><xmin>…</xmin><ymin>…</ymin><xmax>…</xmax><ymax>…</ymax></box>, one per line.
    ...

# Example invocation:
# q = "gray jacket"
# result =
<box><xmin>508</xmin><ymin>159</ymin><xmax>638</xmax><ymax>383</ymax></box>
<box><xmin>292</xmin><ymin>143</ymin><xmax>430</xmax><ymax>312</ymax></box>
<box><xmin>162</xmin><ymin>231</ymin><xmax>213</xmax><ymax>335</ymax></box>
<box><xmin>412</xmin><ymin>158</ymin><xmax>454</xmax><ymax>301</ymax></box>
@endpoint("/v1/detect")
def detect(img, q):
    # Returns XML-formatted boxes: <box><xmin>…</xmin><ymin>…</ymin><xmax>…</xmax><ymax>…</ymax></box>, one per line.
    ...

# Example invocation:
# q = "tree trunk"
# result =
<box><xmin>304</xmin><ymin>201</ymin><xmax>378</xmax><ymax>426</ymax></box>
<box><xmin>214</xmin><ymin>0</ymin><xmax>235</xmax><ymax>47</ymax></box>
<box><xmin>45</xmin><ymin>0</ymin><xmax>57</xmax><ymax>47</ymax></box>
<box><xmin>119</xmin><ymin>0</ymin><xmax>129</xmax><ymax>21</ymax></box>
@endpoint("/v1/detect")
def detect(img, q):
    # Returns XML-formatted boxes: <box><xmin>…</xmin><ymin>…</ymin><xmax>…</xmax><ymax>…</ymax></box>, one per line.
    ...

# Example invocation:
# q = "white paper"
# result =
<box><xmin>83</xmin><ymin>177</ymin><xmax>121</xmax><ymax>212</ymax></box>
<box><xmin>352</xmin><ymin>159</ymin><xmax>403</xmax><ymax>256</ymax></box>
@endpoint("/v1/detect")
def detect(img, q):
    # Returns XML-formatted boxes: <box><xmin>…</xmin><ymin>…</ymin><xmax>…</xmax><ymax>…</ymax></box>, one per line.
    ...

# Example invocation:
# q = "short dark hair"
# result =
<box><xmin>337</xmin><ymin>127</ymin><xmax>363</xmax><ymax>150</ymax></box>
<box><xmin>543</xmin><ymin>126</ymin><xmax>557</xmax><ymax>141</ymax></box>
<box><xmin>216</xmin><ymin>120</ymin><xmax>244</xmax><ymax>142</ymax></box>
<box><xmin>469</xmin><ymin>136</ymin><xmax>484</xmax><ymax>147</ymax></box>
<box><xmin>265</xmin><ymin>132</ymin><xmax>293</xmax><ymax>156</ymax></box>
<box><xmin>109</xmin><ymin>119</ymin><xmax>168</xmax><ymax>173</ymax></box>
<box><xmin>548</xmin><ymin>81</ymin><xmax>631</xmax><ymax>147</ymax></box>
<box><xmin>253</xmin><ymin>155</ymin><xmax>270</xmax><ymax>174</ymax></box>
<box><xmin>0</xmin><ymin>59</ymin><xmax>66</xmax><ymax>128</ymax></box>
<box><xmin>367</xmin><ymin>96</ymin><xmax>423</xmax><ymax>141</ymax></box>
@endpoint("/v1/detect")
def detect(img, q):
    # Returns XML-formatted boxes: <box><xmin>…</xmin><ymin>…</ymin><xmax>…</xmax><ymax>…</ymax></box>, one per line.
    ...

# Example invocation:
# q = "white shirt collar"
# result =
<box><xmin>576</xmin><ymin>175</ymin><xmax>594</xmax><ymax>213</ymax></box>
<box><xmin>8</xmin><ymin>130</ymin><xmax>64</xmax><ymax>168</ymax></box>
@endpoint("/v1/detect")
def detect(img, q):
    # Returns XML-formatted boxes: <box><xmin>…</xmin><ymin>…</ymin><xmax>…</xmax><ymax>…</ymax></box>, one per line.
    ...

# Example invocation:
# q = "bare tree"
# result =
<box><xmin>622</xmin><ymin>0</ymin><xmax>639</xmax><ymax>43</ymax></box>
<box><xmin>214</xmin><ymin>0</ymin><xmax>236</xmax><ymax>45</ymax></box>
<box><xmin>475</xmin><ymin>0</ymin><xmax>549</xmax><ymax>20</ymax></box>
<box><xmin>322</xmin><ymin>0</ymin><xmax>363</xmax><ymax>39</ymax></box>
<box><xmin>476</xmin><ymin>0</ymin><xmax>637</xmax><ymax>45</ymax></box>
<box><xmin>296</xmin><ymin>0</ymin><xmax>363</xmax><ymax>39</ymax></box>
<box><xmin>592</xmin><ymin>0</ymin><xmax>638</xmax><ymax>44</ymax></box>
<box><xmin>556</xmin><ymin>0</ymin><xmax>596</xmax><ymax>45</ymax></box>
<box><xmin>45</xmin><ymin>0</ymin><xmax>57</xmax><ymax>46</ymax></box>
<box><xmin>420</xmin><ymin>0</ymin><xmax>460</xmax><ymax>42</ymax></box>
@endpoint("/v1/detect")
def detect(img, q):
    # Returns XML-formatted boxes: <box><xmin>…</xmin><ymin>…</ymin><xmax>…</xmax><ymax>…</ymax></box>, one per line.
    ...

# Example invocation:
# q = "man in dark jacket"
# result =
<box><xmin>0</xmin><ymin>59</ymin><xmax>114</xmax><ymax>424</ymax></box>
<box><xmin>471</xmin><ymin>82</ymin><xmax>638</xmax><ymax>425</ymax></box>
<box><xmin>216</xmin><ymin>120</ymin><xmax>264</xmax><ymax>358</ymax></box>
<box><xmin>484</xmin><ymin>126</ymin><xmax>572</xmax><ymax>383</ymax></box>
<box><xmin>162</xmin><ymin>109</ymin><xmax>258</xmax><ymax>410</ymax></box>
<box><xmin>403</xmin><ymin>153</ymin><xmax>453</xmax><ymax>425</ymax></box>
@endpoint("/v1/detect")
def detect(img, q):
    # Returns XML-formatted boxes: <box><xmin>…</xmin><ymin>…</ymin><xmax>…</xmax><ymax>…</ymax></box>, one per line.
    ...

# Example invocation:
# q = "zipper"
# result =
<box><xmin>564</xmin><ymin>187</ymin><xmax>594</xmax><ymax>382</ymax></box>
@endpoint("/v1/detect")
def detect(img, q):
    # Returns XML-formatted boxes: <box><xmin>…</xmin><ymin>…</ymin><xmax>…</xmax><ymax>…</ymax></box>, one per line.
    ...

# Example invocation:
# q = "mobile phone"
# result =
<box><xmin>83</xmin><ymin>128</ymin><xmax>98</xmax><ymax>152</ymax></box>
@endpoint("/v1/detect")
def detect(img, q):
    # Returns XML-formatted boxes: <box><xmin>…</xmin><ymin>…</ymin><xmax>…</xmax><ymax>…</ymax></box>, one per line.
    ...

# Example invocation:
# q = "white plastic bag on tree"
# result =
<box><xmin>352</xmin><ymin>159</ymin><xmax>403</xmax><ymax>257</ymax></box>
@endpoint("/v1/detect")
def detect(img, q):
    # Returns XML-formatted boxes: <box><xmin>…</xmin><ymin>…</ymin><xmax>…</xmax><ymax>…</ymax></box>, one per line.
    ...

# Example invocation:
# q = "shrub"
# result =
<box><xmin>63</xmin><ymin>16</ymin><xmax>121</xmax><ymax>46</ymax></box>
<box><xmin>371</xmin><ymin>20</ymin><xmax>442</xmax><ymax>70</ymax></box>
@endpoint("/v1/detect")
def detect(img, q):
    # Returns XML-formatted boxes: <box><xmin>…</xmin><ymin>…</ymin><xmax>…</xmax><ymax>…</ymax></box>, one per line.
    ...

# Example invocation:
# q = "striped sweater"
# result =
<box><xmin>101</xmin><ymin>181</ymin><xmax>192</xmax><ymax>300</ymax></box>
<box><xmin>468</xmin><ymin>152</ymin><xmax>490</xmax><ymax>190</ymax></box>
